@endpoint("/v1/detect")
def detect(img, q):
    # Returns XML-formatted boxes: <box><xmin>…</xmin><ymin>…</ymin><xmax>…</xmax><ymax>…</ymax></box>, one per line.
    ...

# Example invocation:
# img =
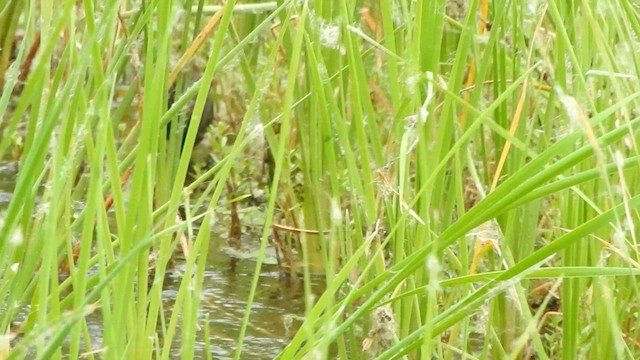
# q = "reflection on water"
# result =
<box><xmin>163</xmin><ymin>236</ymin><xmax>314</xmax><ymax>359</ymax></box>
<box><xmin>0</xmin><ymin>161</ymin><xmax>317</xmax><ymax>359</ymax></box>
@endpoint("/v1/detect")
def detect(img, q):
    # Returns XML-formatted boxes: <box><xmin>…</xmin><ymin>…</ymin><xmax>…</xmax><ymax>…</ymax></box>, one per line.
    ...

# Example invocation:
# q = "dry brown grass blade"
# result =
<box><xmin>361</xmin><ymin>6</ymin><xmax>383</xmax><ymax>67</ymax></box>
<box><xmin>167</xmin><ymin>6</ymin><xmax>225</xmax><ymax>88</ymax></box>
<box><xmin>104</xmin><ymin>167</ymin><xmax>132</xmax><ymax>211</ymax></box>
<box><xmin>17</xmin><ymin>33</ymin><xmax>40</xmax><ymax>85</ymax></box>
<box><xmin>490</xmin><ymin>79</ymin><xmax>528</xmax><ymax>191</ymax></box>
<box><xmin>459</xmin><ymin>0</ymin><xmax>490</xmax><ymax>129</ymax></box>
<box><xmin>490</xmin><ymin>6</ymin><xmax>547</xmax><ymax>190</ymax></box>
<box><xmin>272</xmin><ymin>223</ymin><xmax>328</xmax><ymax>235</ymax></box>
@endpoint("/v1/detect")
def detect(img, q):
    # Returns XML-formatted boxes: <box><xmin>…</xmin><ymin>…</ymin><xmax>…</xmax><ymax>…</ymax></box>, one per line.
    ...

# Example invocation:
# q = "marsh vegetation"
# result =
<box><xmin>2</xmin><ymin>1</ymin><xmax>640</xmax><ymax>359</ymax></box>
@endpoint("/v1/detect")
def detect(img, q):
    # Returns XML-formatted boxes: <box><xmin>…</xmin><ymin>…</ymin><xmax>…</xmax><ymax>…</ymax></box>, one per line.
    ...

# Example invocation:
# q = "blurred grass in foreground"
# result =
<box><xmin>1</xmin><ymin>1</ymin><xmax>640</xmax><ymax>359</ymax></box>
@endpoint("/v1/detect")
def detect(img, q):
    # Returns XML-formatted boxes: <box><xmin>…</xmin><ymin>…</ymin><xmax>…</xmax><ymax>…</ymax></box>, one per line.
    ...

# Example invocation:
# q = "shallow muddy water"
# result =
<box><xmin>163</xmin><ymin>239</ymin><xmax>312</xmax><ymax>359</ymax></box>
<box><xmin>0</xmin><ymin>161</ymin><xmax>316</xmax><ymax>359</ymax></box>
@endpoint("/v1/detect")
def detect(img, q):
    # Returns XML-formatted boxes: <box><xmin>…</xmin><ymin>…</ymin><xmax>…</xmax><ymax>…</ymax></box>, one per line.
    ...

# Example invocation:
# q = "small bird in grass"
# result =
<box><xmin>148</xmin><ymin>86</ymin><xmax>216</xmax><ymax>272</ymax></box>
<box><xmin>166</xmin><ymin>85</ymin><xmax>215</xmax><ymax>234</ymax></box>
<box><xmin>166</xmin><ymin>85</ymin><xmax>216</xmax><ymax>155</ymax></box>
